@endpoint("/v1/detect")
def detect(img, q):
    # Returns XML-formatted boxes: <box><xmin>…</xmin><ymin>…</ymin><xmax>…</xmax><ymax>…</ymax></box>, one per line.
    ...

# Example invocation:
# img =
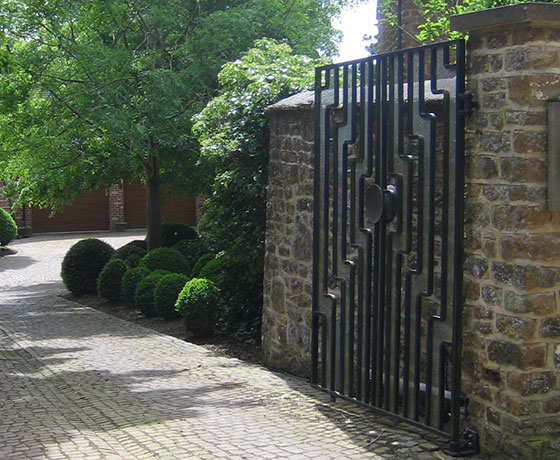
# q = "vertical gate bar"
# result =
<box><xmin>450</xmin><ymin>39</ymin><xmax>467</xmax><ymax>452</ymax></box>
<box><xmin>379</xmin><ymin>56</ymin><xmax>390</xmax><ymax>411</ymax></box>
<box><xmin>330</xmin><ymin>66</ymin><xmax>341</xmax><ymax>393</ymax></box>
<box><xmin>321</xmin><ymin>67</ymin><xmax>336</xmax><ymax>393</ymax></box>
<box><xmin>372</xmin><ymin>56</ymin><xmax>382</xmax><ymax>407</ymax></box>
<box><xmin>311</xmin><ymin>66</ymin><xmax>323</xmax><ymax>386</ymax></box>
<box><xmin>402</xmin><ymin>49</ymin><xmax>414</xmax><ymax>419</ymax></box>
<box><xmin>435</xmin><ymin>43</ymin><xmax>453</xmax><ymax>431</ymax></box>
<box><xmin>384</xmin><ymin>55</ymin><xmax>396</xmax><ymax>412</ymax></box>
<box><xmin>392</xmin><ymin>52</ymin><xmax>406</xmax><ymax>415</ymax></box>
<box><xmin>412</xmin><ymin>49</ymin><xmax>426</xmax><ymax>422</ymax></box>
<box><xmin>363</xmin><ymin>59</ymin><xmax>375</xmax><ymax>405</ymax></box>
<box><xmin>424</xmin><ymin>46</ymin><xmax>438</xmax><ymax>427</ymax></box>
<box><xmin>356</xmin><ymin>61</ymin><xmax>366</xmax><ymax>402</ymax></box>
<box><xmin>335</xmin><ymin>65</ymin><xmax>348</xmax><ymax>395</ymax></box>
<box><xmin>387</xmin><ymin>54</ymin><xmax>399</xmax><ymax>414</ymax></box>
<box><xmin>423</xmin><ymin>47</ymin><xmax>437</xmax><ymax>428</ymax></box>
<box><xmin>345</xmin><ymin>63</ymin><xmax>359</xmax><ymax>398</ymax></box>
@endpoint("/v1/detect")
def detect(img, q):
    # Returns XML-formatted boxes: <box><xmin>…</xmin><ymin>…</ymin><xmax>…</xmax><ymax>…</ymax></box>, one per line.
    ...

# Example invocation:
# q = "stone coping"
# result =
<box><xmin>266</xmin><ymin>78</ymin><xmax>457</xmax><ymax>113</ymax></box>
<box><xmin>450</xmin><ymin>2</ymin><xmax>560</xmax><ymax>32</ymax></box>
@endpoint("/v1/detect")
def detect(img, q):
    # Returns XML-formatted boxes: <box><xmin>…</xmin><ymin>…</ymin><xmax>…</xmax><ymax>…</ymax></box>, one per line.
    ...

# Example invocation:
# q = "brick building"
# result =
<box><xmin>0</xmin><ymin>180</ymin><xmax>198</xmax><ymax>233</ymax></box>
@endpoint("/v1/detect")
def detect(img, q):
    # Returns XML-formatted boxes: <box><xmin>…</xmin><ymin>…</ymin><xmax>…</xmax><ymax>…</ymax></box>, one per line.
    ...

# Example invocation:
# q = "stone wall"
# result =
<box><xmin>451</xmin><ymin>5</ymin><xmax>560</xmax><ymax>459</ymax></box>
<box><xmin>262</xmin><ymin>93</ymin><xmax>315</xmax><ymax>377</ymax></box>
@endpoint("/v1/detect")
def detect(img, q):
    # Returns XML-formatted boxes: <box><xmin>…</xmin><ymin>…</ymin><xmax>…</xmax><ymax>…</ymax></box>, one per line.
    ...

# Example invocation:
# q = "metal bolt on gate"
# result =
<box><xmin>311</xmin><ymin>40</ymin><xmax>479</xmax><ymax>457</ymax></box>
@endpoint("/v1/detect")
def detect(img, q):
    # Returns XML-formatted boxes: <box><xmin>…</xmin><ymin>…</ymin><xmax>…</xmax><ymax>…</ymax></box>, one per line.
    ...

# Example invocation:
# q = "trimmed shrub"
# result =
<box><xmin>199</xmin><ymin>255</ymin><xmax>261</xmax><ymax>340</ymax></box>
<box><xmin>135</xmin><ymin>270</ymin><xmax>170</xmax><ymax>316</ymax></box>
<box><xmin>112</xmin><ymin>244</ymin><xmax>147</xmax><ymax>268</ymax></box>
<box><xmin>154</xmin><ymin>273</ymin><xmax>189</xmax><ymax>320</ymax></box>
<box><xmin>124</xmin><ymin>252</ymin><xmax>144</xmax><ymax>268</ymax></box>
<box><xmin>191</xmin><ymin>253</ymin><xmax>215</xmax><ymax>277</ymax></box>
<box><xmin>176</xmin><ymin>278</ymin><xmax>221</xmax><ymax>337</ymax></box>
<box><xmin>61</xmin><ymin>239</ymin><xmax>115</xmax><ymax>296</ymax></box>
<box><xmin>121</xmin><ymin>265</ymin><xmax>152</xmax><ymax>302</ymax></box>
<box><xmin>161</xmin><ymin>222</ymin><xmax>197</xmax><ymax>247</ymax></box>
<box><xmin>173</xmin><ymin>238</ymin><xmax>210</xmax><ymax>268</ymax></box>
<box><xmin>0</xmin><ymin>208</ymin><xmax>18</xmax><ymax>247</ymax></box>
<box><xmin>198</xmin><ymin>255</ymin><xmax>233</xmax><ymax>288</ymax></box>
<box><xmin>97</xmin><ymin>259</ymin><xmax>128</xmax><ymax>301</ymax></box>
<box><xmin>126</xmin><ymin>239</ymin><xmax>148</xmax><ymax>250</ymax></box>
<box><xmin>139</xmin><ymin>247</ymin><xmax>190</xmax><ymax>274</ymax></box>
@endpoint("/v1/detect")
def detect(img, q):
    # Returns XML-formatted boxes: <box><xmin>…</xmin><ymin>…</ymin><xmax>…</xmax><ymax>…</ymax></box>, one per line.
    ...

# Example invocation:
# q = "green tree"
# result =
<box><xmin>0</xmin><ymin>0</ymin><xmax>343</xmax><ymax>249</ymax></box>
<box><xmin>193</xmin><ymin>38</ymin><xmax>324</xmax><ymax>339</ymax></box>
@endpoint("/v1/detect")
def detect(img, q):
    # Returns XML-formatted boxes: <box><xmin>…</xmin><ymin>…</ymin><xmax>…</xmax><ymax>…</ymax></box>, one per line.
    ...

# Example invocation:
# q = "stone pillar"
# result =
<box><xmin>451</xmin><ymin>4</ymin><xmax>560</xmax><ymax>459</ymax></box>
<box><xmin>262</xmin><ymin>92</ymin><xmax>315</xmax><ymax>378</ymax></box>
<box><xmin>108</xmin><ymin>181</ymin><xmax>125</xmax><ymax>231</ymax></box>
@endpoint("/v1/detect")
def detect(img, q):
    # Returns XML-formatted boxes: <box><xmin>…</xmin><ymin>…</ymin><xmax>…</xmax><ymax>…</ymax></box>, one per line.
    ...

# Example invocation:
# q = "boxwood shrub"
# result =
<box><xmin>61</xmin><ymin>238</ymin><xmax>115</xmax><ymax>296</ymax></box>
<box><xmin>173</xmin><ymin>238</ymin><xmax>210</xmax><ymax>268</ymax></box>
<box><xmin>135</xmin><ymin>270</ymin><xmax>171</xmax><ymax>316</ymax></box>
<box><xmin>139</xmin><ymin>247</ymin><xmax>190</xmax><ymax>274</ymax></box>
<box><xmin>97</xmin><ymin>259</ymin><xmax>128</xmax><ymax>301</ymax></box>
<box><xmin>0</xmin><ymin>208</ymin><xmax>18</xmax><ymax>247</ymax></box>
<box><xmin>199</xmin><ymin>255</ymin><xmax>261</xmax><ymax>340</ymax></box>
<box><xmin>175</xmin><ymin>278</ymin><xmax>221</xmax><ymax>337</ymax></box>
<box><xmin>154</xmin><ymin>273</ymin><xmax>189</xmax><ymax>320</ymax></box>
<box><xmin>126</xmin><ymin>239</ymin><xmax>148</xmax><ymax>250</ymax></box>
<box><xmin>121</xmin><ymin>265</ymin><xmax>152</xmax><ymax>302</ymax></box>
<box><xmin>112</xmin><ymin>244</ymin><xmax>147</xmax><ymax>268</ymax></box>
<box><xmin>161</xmin><ymin>222</ymin><xmax>197</xmax><ymax>247</ymax></box>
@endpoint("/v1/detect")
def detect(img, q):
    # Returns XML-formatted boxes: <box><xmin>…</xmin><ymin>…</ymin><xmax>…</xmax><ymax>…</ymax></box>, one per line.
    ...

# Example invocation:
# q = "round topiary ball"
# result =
<box><xmin>112</xmin><ymin>244</ymin><xmax>147</xmax><ymax>268</ymax></box>
<box><xmin>61</xmin><ymin>238</ymin><xmax>115</xmax><ymax>296</ymax></box>
<box><xmin>175</xmin><ymin>278</ymin><xmax>222</xmax><ymax>337</ymax></box>
<box><xmin>173</xmin><ymin>238</ymin><xmax>210</xmax><ymax>268</ymax></box>
<box><xmin>135</xmin><ymin>270</ymin><xmax>171</xmax><ymax>317</ymax></box>
<box><xmin>154</xmin><ymin>273</ymin><xmax>189</xmax><ymax>320</ymax></box>
<box><xmin>161</xmin><ymin>222</ymin><xmax>197</xmax><ymax>247</ymax></box>
<box><xmin>124</xmin><ymin>252</ymin><xmax>144</xmax><ymax>268</ymax></box>
<box><xmin>121</xmin><ymin>265</ymin><xmax>152</xmax><ymax>302</ymax></box>
<box><xmin>139</xmin><ymin>247</ymin><xmax>190</xmax><ymax>274</ymax></box>
<box><xmin>97</xmin><ymin>259</ymin><xmax>128</xmax><ymax>301</ymax></box>
<box><xmin>125</xmin><ymin>239</ymin><xmax>148</xmax><ymax>250</ymax></box>
<box><xmin>0</xmin><ymin>208</ymin><xmax>18</xmax><ymax>247</ymax></box>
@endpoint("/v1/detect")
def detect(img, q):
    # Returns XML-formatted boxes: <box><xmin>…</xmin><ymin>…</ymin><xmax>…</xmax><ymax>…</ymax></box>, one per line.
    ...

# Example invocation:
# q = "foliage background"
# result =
<box><xmin>193</xmin><ymin>39</ymin><xmax>324</xmax><ymax>340</ymax></box>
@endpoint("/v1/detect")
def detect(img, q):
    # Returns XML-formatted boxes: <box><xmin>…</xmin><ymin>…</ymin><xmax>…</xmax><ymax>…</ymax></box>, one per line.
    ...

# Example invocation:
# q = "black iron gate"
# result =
<box><xmin>311</xmin><ymin>40</ymin><xmax>477</xmax><ymax>456</ymax></box>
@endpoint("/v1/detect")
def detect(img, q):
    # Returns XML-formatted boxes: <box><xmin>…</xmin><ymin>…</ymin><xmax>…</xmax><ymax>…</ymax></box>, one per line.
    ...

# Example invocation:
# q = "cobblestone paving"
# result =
<box><xmin>0</xmin><ymin>232</ymin><xmax>485</xmax><ymax>459</ymax></box>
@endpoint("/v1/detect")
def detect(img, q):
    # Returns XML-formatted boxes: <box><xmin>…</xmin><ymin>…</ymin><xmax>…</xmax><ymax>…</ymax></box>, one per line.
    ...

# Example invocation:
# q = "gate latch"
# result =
<box><xmin>365</xmin><ymin>184</ymin><xmax>398</xmax><ymax>224</ymax></box>
<box><xmin>459</xmin><ymin>91</ymin><xmax>478</xmax><ymax>116</ymax></box>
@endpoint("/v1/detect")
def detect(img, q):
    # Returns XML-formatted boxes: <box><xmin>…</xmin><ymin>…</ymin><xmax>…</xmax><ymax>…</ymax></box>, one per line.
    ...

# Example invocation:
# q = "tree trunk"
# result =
<box><xmin>144</xmin><ymin>153</ymin><xmax>162</xmax><ymax>251</ymax></box>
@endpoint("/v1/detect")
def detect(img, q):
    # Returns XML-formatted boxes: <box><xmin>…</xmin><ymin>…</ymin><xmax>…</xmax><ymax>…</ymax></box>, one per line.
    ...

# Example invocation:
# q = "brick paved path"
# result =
<box><xmin>0</xmin><ymin>232</ymin><xmax>484</xmax><ymax>460</ymax></box>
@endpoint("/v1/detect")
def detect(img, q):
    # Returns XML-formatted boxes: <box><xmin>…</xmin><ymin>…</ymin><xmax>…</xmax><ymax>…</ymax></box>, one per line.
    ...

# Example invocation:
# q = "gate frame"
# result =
<box><xmin>310</xmin><ymin>39</ymin><xmax>478</xmax><ymax>457</ymax></box>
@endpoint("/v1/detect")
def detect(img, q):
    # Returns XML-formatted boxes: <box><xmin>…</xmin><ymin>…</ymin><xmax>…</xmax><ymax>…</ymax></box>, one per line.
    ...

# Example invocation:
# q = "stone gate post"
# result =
<box><xmin>451</xmin><ymin>4</ymin><xmax>560</xmax><ymax>458</ymax></box>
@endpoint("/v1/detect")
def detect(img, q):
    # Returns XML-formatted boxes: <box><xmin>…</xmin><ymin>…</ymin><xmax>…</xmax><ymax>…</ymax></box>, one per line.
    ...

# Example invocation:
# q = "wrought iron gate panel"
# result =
<box><xmin>311</xmin><ymin>40</ymin><xmax>469</xmax><ymax>450</ymax></box>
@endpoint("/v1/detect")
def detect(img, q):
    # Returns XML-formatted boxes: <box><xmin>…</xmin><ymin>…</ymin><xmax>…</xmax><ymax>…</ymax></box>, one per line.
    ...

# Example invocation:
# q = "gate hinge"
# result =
<box><xmin>458</xmin><ymin>92</ymin><xmax>478</xmax><ymax>116</ymax></box>
<box><xmin>443</xmin><ymin>429</ymin><xmax>480</xmax><ymax>458</ymax></box>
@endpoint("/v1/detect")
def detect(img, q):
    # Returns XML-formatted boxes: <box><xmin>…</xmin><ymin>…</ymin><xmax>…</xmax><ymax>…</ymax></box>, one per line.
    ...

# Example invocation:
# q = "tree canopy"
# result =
<box><xmin>0</xmin><ymin>0</ymin><xmax>344</xmax><ymax>248</ymax></box>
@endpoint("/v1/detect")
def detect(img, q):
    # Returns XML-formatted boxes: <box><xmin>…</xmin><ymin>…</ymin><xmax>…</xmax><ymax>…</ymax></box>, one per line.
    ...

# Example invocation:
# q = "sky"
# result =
<box><xmin>334</xmin><ymin>0</ymin><xmax>379</xmax><ymax>62</ymax></box>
